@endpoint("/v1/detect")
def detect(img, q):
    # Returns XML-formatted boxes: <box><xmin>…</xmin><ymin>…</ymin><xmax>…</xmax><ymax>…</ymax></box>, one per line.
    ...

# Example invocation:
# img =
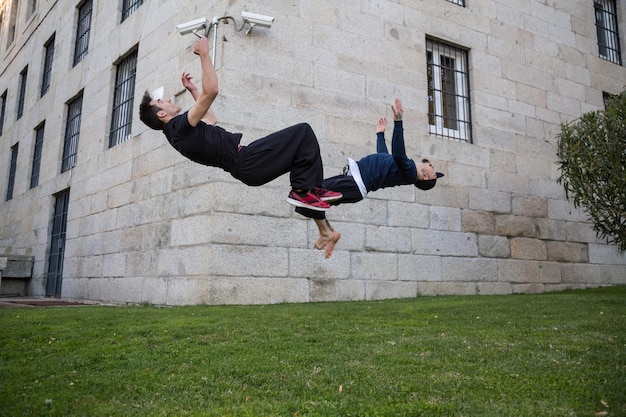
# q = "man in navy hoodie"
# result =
<box><xmin>297</xmin><ymin>98</ymin><xmax>444</xmax><ymax>258</ymax></box>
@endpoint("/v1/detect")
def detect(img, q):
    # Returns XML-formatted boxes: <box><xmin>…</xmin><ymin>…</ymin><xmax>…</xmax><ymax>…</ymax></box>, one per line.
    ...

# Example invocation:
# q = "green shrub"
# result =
<box><xmin>556</xmin><ymin>91</ymin><xmax>626</xmax><ymax>253</ymax></box>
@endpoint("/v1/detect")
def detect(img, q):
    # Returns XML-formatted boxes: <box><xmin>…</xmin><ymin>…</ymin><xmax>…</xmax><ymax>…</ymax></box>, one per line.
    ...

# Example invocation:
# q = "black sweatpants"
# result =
<box><xmin>233</xmin><ymin>123</ymin><xmax>324</xmax><ymax>191</ymax></box>
<box><xmin>295</xmin><ymin>174</ymin><xmax>365</xmax><ymax>220</ymax></box>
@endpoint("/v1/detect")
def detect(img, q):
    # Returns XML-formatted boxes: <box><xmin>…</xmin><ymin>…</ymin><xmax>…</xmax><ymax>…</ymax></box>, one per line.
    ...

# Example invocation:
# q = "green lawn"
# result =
<box><xmin>1</xmin><ymin>286</ymin><xmax>625</xmax><ymax>416</ymax></box>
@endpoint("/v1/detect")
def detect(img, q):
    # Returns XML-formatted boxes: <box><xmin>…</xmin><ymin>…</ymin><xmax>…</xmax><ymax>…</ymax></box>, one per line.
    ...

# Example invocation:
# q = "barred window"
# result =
<box><xmin>73</xmin><ymin>0</ymin><xmax>93</xmax><ymax>66</ymax></box>
<box><xmin>0</xmin><ymin>90</ymin><xmax>6</xmax><ymax>136</ymax></box>
<box><xmin>17</xmin><ymin>66</ymin><xmax>28</xmax><ymax>120</ymax></box>
<box><xmin>122</xmin><ymin>0</ymin><xmax>143</xmax><ymax>22</ymax></box>
<box><xmin>31</xmin><ymin>122</ymin><xmax>45</xmax><ymax>188</ymax></box>
<box><xmin>426</xmin><ymin>38</ymin><xmax>472</xmax><ymax>142</ymax></box>
<box><xmin>6</xmin><ymin>144</ymin><xmax>18</xmax><ymax>201</ymax></box>
<box><xmin>595</xmin><ymin>0</ymin><xmax>622</xmax><ymax>65</ymax></box>
<box><xmin>109</xmin><ymin>49</ymin><xmax>138</xmax><ymax>147</ymax></box>
<box><xmin>447</xmin><ymin>0</ymin><xmax>465</xmax><ymax>6</ymax></box>
<box><xmin>41</xmin><ymin>35</ymin><xmax>55</xmax><ymax>97</ymax></box>
<box><xmin>62</xmin><ymin>94</ymin><xmax>83</xmax><ymax>173</ymax></box>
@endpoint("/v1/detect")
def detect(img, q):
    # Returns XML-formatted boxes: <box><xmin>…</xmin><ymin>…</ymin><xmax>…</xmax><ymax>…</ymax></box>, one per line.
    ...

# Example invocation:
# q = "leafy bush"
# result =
<box><xmin>556</xmin><ymin>91</ymin><xmax>626</xmax><ymax>253</ymax></box>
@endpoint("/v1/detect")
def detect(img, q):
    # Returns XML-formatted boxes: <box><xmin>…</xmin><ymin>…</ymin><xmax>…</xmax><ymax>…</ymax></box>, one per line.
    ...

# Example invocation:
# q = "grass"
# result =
<box><xmin>1</xmin><ymin>286</ymin><xmax>625</xmax><ymax>417</ymax></box>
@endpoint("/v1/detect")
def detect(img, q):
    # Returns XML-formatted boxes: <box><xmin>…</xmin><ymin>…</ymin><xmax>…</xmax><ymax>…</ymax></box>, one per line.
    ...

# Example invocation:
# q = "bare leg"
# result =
<box><xmin>313</xmin><ymin>218</ymin><xmax>341</xmax><ymax>258</ymax></box>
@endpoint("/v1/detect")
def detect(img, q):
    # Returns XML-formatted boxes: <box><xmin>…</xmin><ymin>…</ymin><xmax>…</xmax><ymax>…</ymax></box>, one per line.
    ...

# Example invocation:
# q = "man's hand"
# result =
<box><xmin>192</xmin><ymin>36</ymin><xmax>210</xmax><ymax>56</ymax></box>
<box><xmin>181</xmin><ymin>72</ymin><xmax>196</xmax><ymax>91</ymax></box>
<box><xmin>391</xmin><ymin>98</ymin><xmax>403</xmax><ymax>121</ymax></box>
<box><xmin>376</xmin><ymin>117</ymin><xmax>387</xmax><ymax>134</ymax></box>
<box><xmin>182</xmin><ymin>72</ymin><xmax>200</xmax><ymax>101</ymax></box>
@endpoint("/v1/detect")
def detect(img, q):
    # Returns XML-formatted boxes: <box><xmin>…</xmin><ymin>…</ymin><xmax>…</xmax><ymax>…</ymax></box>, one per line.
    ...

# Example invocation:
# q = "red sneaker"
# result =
<box><xmin>314</xmin><ymin>187</ymin><xmax>342</xmax><ymax>202</ymax></box>
<box><xmin>286</xmin><ymin>190</ymin><xmax>330</xmax><ymax>211</ymax></box>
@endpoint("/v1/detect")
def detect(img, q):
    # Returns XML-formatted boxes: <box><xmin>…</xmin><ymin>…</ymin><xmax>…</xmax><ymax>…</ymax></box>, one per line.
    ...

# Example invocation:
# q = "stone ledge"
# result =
<box><xmin>0</xmin><ymin>255</ymin><xmax>34</xmax><ymax>297</ymax></box>
<box><xmin>0</xmin><ymin>255</ymin><xmax>34</xmax><ymax>278</ymax></box>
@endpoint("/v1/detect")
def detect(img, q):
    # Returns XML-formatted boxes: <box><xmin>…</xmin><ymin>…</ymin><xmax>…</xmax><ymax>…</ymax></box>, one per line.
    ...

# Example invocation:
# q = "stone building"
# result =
<box><xmin>0</xmin><ymin>0</ymin><xmax>624</xmax><ymax>305</ymax></box>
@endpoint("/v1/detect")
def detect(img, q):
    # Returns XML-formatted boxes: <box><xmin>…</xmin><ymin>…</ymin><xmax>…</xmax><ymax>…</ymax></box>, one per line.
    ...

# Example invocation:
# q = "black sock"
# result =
<box><xmin>293</xmin><ymin>189</ymin><xmax>309</xmax><ymax>196</ymax></box>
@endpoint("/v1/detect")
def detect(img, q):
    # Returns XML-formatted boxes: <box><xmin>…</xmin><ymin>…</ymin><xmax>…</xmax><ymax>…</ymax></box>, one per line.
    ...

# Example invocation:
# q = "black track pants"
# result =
<box><xmin>234</xmin><ymin>123</ymin><xmax>323</xmax><ymax>191</ymax></box>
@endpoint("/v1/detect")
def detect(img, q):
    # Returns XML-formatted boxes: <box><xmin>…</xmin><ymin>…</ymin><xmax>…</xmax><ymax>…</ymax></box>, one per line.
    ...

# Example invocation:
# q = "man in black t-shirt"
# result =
<box><xmin>139</xmin><ymin>37</ymin><xmax>340</xmax><ymax>212</ymax></box>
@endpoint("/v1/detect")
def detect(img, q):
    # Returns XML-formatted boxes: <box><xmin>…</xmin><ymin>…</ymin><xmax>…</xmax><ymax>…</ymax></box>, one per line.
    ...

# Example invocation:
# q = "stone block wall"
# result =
<box><xmin>0</xmin><ymin>0</ymin><xmax>625</xmax><ymax>305</ymax></box>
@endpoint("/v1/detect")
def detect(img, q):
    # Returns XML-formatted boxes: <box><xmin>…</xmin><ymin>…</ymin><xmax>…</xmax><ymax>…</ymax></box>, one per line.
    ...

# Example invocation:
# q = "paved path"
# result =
<box><xmin>0</xmin><ymin>298</ymin><xmax>92</xmax><ymax>308</ymax></box>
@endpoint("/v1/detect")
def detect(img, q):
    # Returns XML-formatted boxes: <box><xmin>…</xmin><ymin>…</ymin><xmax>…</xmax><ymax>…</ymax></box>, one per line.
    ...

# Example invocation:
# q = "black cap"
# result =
<box><xmin>415</xmin><ymin>172</ymin><xmax>444</xmax><ymax>191</ymax></box>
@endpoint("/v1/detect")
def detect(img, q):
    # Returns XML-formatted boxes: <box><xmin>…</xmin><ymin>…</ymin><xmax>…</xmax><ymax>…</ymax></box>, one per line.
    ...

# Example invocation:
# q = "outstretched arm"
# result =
<box><xmin>390</xmin><ymin>98</ymin><xmax>417</xmax><ymax>180</ymax></box>
<box><xmin>182</xmin><ymin>72</ymin><xmax>217</xmax><ymax>125</ymax></box>
<box><xmin>376</xmin><ymin>117</ymin><xmax>388</xmax><ymax>153</ymax></box>
<box><xmin>390</xmin><ymin>98</ymin><xmax>407</xmax><ymax>159</ymax></box>
<box><xmin>186</xmin><ymin>37</ymin><xmax>218</xmax><ymax>127</ymax></box>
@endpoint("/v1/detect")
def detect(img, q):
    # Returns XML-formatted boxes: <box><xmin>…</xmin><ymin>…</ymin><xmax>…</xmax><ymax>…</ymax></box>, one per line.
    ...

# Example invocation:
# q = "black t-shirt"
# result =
<box><xmin>163</xmin><ymin>112</ymin><xmax>242</xmax><ymax>175</ymax></box>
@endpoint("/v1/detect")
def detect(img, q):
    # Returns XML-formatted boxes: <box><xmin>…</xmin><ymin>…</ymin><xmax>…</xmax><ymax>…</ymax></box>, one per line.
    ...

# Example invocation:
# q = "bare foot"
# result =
<box><xmin>315</xmin><ymin>231</ymin><xmax>341</xmax><ymax>259</ymax></box>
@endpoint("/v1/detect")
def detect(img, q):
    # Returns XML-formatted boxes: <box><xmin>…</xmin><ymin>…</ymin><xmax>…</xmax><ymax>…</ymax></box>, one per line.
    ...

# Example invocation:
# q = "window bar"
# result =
<box><xmin>31</xmin><ymin>123</ymin><xmax>45</xmax><ymax>188</ymax></box>
<box><xmin>62</xmin><ymin>96</ymin><xmax>83</xmax><ymax>172</ymax></box>
<box><xmin>6</xmin><ymin>144</ymin><xmax>18</xmax><ymax>201</ymax></box>
<box><xmin>17</xmin><ymin>67</ymin><xmax>28</xmax><ymax>120</ymax></box>
<box><xmin>426</xmin><ymin>38</ymin><xmax>472</xmax><ymax>142</ymax></box>
<box><xmin>73</xmin><ymin>0</ymin><xmax>93</xmax><ymax>66</ymax></box>
<box><xmin>595</xmin><ymin>0</ymin><xmax>622</xmax><ymax>65</ymax></box>
<box><xmin>109</xmin><ymin>50</ymin><xmax>137</xmax><ymax>147</ymax></box>
<box><xmin>122</xmin><ymin>0</ymin><xmax>143</xmax><ymax>22</ymax></box>
<box><xmin>41</xmin><ymin>36</ymin><xmax>55</xmax><ymax>97</ymax></box>
<box><xmin>0</xmin><ymin>91</ymin><xmax>7</xmax><ymax>136</ymax></box>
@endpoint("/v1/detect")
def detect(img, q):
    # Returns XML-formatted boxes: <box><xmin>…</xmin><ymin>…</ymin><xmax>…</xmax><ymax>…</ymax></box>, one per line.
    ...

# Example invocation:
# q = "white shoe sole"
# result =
<box><xmin>286</xmin><ymin>197</ymin><xmax>330</xmax><ymax>211</ymax></box>
<box><xmin>319</xmin><ymin>195</ymin><xmax>342</xmax><ymax>202</ymax></box>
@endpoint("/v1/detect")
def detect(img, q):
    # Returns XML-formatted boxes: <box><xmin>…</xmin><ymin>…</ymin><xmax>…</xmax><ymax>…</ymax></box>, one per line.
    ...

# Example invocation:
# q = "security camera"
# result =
<box><xmin>241</xmin><ymin>11</ymin><xmax>275</xmax><ymax>28</ymax></box>
<box><xmin>175</xmin><ymin>17</ymin><xmax>209</xmax><ymax>36</ymax></box>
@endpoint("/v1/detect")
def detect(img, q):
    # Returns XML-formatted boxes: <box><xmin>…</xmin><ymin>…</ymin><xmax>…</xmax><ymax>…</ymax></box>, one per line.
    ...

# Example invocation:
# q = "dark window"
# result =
<box><xmin>17</xmin><ymin>66</ymin><xmax>28</xmax><ymax>120</ymax></box>
<box><xmin>122</xmin><ymin>0</ymin><xmax>143</xmax><ymax>22</ymax></box>
<box><xmin>7</xmin><ymin>0</ymin><xmax>18</xmax><ymax>46</ymax></box>
<box><xmin>41</xmin><ymin>35</ymin><xmax>55</xmax><ymax>97</ymax></box>
<box><xmin>110</xmin><ymin>49</ymin><xmax>138</xmax><ymax>147</ymax></box>
<box><xmin>6</xmin><ymin>143</ymin><xmax>18</xmax><ymax>201</ymax></box>
<box><xmin>31</xmin><ymin>122</ymin><xmax>45</xmax><ymax>188</ymax></box>
<box><xmin>73</xmin><ymin>0</ymin><xmax>93</xmax><ymax>66</ymax></box>
<box><xmin>27</xmin><ymin>0</ymin><xmax>37</xmax><ymax>17</ymax></box>
<box><xmin>62</xmin><ymin>94</ymin><xmax>83</xmax><ymax>172</ymax></box>
<box><xmin>0</xmin><ymin>90</ymin><xmax>6</xmax><ymax>136</ymax></box>
<box><xmin>427</xmin><ymin>38</ymin><xmax>472</xmax><ymax>142</ymax></box>
<box><xmin>595</xmin><ymin>0</ymin><xmax>622</xmax><ymax>65</ymax></box>
<box><xmin>603</xmin><ymin>92</ymin><xmax>612</xmax><ymax>108</ymax></box>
